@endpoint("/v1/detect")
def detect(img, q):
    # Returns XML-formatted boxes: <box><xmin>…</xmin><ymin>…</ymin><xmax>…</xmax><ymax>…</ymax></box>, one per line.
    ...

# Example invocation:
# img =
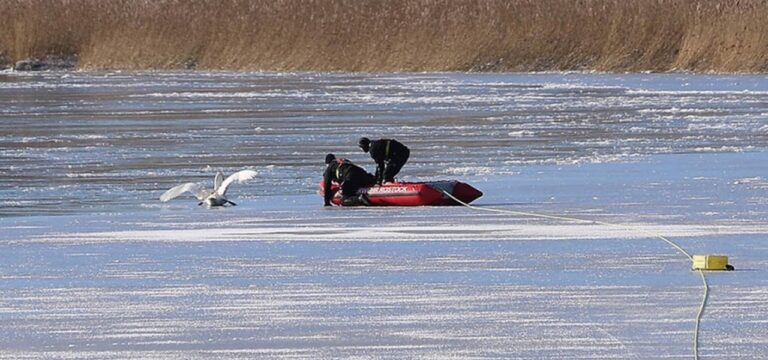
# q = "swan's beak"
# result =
<box><xmin>198</xmin><ymin>202</ymin><xmax>203</xmax><ymax>206</ymax></box>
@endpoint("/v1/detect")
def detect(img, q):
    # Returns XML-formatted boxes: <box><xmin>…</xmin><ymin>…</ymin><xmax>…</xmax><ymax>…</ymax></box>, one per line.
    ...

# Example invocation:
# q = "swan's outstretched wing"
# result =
<box><xmin>214</xmin><ymin>172</ymin><xmax>224</xmax><ymax>192</ymax></box>
<box><xmin>217</xmin><ymin>170</ymin><xmax>258</xmax><ymax>196</ymax></box>
<box><xmin>160</xmin><ymin>183</ymin><xmax>207</xmax><ymax>202</ymax></box>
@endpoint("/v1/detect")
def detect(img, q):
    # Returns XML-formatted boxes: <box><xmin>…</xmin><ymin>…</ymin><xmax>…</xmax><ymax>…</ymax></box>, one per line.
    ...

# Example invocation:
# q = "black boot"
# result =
<box><xmin>341</xmin><ymin>194</ymin><xmax>370</xmax><ymax>206</ymax></box>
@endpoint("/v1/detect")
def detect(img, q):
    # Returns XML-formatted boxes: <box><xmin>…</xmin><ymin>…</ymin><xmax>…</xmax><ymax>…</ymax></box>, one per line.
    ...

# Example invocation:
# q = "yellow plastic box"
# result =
<box><xmin>692</xmin><ymin>255</ymin><xmax>729</xmax><ymax>271</ymax></box>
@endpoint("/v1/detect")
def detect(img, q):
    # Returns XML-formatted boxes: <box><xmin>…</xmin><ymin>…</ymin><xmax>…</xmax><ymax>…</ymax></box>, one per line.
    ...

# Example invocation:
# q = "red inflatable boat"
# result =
<box><xmin>319</xmin><ymin>180</ymin><xmax>483</xmax><ymax>206</ymax></box>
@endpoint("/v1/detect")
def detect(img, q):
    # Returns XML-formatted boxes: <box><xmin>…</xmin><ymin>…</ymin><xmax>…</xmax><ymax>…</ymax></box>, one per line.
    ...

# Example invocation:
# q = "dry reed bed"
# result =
<box><xmin>2</xmin><ymin>0</ymin><xmax>768</xmax><ymax>72</ymax></box>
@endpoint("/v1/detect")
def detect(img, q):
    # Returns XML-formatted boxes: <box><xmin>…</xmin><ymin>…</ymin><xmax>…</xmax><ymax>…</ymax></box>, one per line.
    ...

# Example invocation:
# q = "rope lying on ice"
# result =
<box><xmin>441</xmin><ymin>190</ymin><xmax>709</xmax><ymax>360</ymax></box>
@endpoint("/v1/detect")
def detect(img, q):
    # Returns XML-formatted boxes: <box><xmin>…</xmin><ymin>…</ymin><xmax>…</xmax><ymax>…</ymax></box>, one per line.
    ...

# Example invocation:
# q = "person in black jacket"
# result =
<box><xmin>358</xmin><ymin>137</ymin><xmax>410</xmax><ymax>184</ymax></box>
<box><xmin>323</xmin><ymin>153</ymin><xmax>376</xmax><ymax>206</ymax></box>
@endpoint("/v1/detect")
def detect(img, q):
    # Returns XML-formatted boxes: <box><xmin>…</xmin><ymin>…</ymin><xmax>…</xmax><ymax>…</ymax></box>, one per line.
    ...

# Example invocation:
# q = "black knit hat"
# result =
<box><xmin>358</xmin><ymin>137</ymin><xmax>370</xmax><ymax>152</ymax></box>
<box><xmin>325</xmin><ymin>153</ymin><xmax>336</xmax><ymax>164</ymax></box>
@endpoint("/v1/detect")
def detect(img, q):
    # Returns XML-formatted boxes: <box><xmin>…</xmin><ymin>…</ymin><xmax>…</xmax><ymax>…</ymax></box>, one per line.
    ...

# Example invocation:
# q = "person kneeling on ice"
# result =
<box><xmin>323</xmin><ymin>153</ymin><xmax>376</xmax><ymax>206</ymax></box>
<box><xmin>358</xmin><ymin>137</ymin><xmax>410</xmax><ymax>184</ymax></box>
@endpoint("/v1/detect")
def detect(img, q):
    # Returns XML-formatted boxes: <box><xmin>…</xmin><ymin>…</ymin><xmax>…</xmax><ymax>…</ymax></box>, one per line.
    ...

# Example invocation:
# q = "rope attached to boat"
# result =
<box><xmin>441</xmin><ymin>190</ymin><xmax>709</xmax><ymax>360</ymax></box>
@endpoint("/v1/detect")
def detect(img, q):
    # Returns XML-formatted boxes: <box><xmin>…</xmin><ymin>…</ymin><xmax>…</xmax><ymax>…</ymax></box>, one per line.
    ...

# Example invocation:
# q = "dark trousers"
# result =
<box><xmin>341</xmin><ymin>171</ymin><xmax>376</xmax><ymax>198</ymax></box>
<box><xmin>383</xmin><ymin>148</ymin><xmax>410</xmax><ymax>182</ymax></box>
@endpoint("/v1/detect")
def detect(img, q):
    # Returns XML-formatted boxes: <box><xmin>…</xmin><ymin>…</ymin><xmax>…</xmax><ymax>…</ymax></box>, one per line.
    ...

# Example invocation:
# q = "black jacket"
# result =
<box><xmin>368</xmin><ymin>139</ymin><xmax>409</xmax><ymax>182</ymax></box>
<box><xmin>323</xmin><ymin>159</ymin><xmax>368</xmax><ymax>205</ymax></box>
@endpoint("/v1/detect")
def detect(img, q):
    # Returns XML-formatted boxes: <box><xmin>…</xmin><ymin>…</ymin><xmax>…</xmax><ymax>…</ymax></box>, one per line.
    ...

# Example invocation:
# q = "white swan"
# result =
<box><xmin>159</xmin><ymin>170</ymin><xmax>258</xmax><ymax>207</ymax></box>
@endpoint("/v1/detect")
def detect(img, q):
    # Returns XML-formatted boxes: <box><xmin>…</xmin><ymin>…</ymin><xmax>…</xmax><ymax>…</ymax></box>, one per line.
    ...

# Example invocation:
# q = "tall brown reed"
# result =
<box><xmin>2</xmin><ymin>0</ymin><xmax>768</xmax><ymax>72</ymax></box>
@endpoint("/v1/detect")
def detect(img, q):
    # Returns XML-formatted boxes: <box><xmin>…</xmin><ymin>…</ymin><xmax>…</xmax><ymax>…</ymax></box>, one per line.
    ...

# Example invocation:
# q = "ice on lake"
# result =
<box><xmin>1</xmin><ymin>71</ymin><xmax>767</xmax><ymax>358</ymax></box>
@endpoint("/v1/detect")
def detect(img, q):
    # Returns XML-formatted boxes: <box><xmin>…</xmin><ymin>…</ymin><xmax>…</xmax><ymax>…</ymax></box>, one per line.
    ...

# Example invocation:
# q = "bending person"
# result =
<box><xmin>358</xmin><ymin>137</ymin><xmax>410</xmax><ymax>184</ymax></box>
<box><xmin>323</xmin><ymin>153</ymin><xmax>376</xmax><ymax>206</ymax></box>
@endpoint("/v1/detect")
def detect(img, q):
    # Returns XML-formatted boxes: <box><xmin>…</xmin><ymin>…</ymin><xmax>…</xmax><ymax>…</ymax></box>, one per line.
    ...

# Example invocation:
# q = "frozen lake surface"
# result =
<box><xmin>1</xmin><ymin>71</ymin><xmax>767</xmax><ymax>358</ymax></box>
